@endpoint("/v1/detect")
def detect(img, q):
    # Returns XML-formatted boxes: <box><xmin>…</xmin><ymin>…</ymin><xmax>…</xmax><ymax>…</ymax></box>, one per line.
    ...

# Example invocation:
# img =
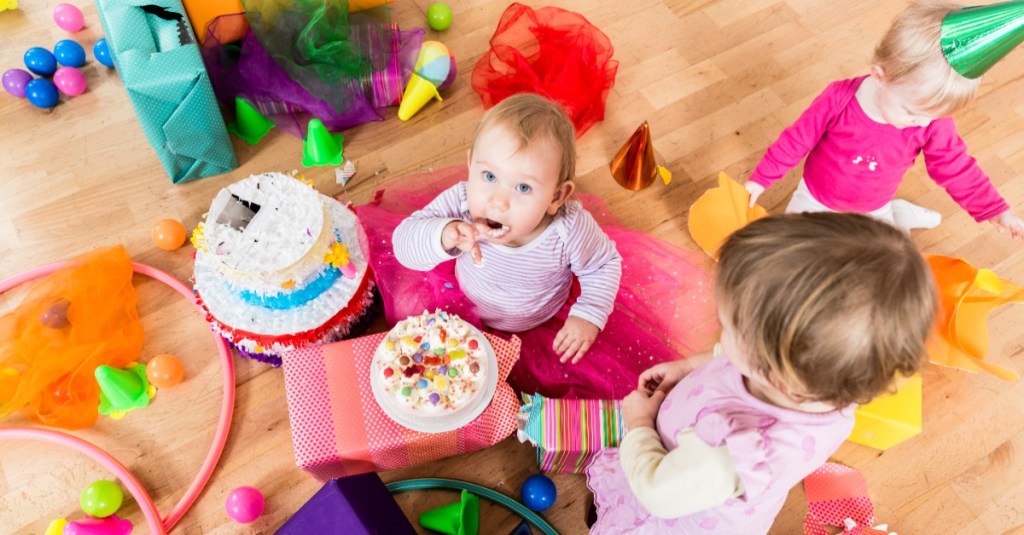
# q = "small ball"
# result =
<box><xmin>25</xmin><ymin>79</ymin><xmax>59</xmax><ymax>109</ymax></box>
<box><xmin>53</xmin><ymin>3</ymin><xmax>85</xmax><ymax>33</ymax></box>
<box><xmin>24</xmin><ymin>47</ymin><xmax>57</xmax><ymax>76</ymax></box>
<box><xmin>80</xmin><ymin>480</ymin><xmax>123</xmax><ymax>518</ymax></box>
<box><xmin>226</xmin><ymin>486</ymin><xmax>264</xmax><ymax>523</ymax></box>
<box><xmin>2</xmin><ymin>69</ymin><xmax>33</xmax><ymax>98</ymax></box>
<box><xmin>426</xmin><ymin>3</ymin><xmax>453</xmax><ymax>31</ymax></box>
<box><xmin>53</xmin><ymin>67</ymin><xmax>87</xmax><ymax>96</ymax></box>
<box><xmin>520</xmin><ymin>474</ymin><xmax>557</xmax><ymax>512</ymax></box>
<box><xmin>151</xmin><ymin>219</ymin><xmax>187</xmax><ymax>250</ymax></box>
<box><xmin>53</xmin><ymin>39</ymin><xmax>86</xmax><ymax>67</ymax></box>
<box><xmin>93</xmin><ymin>38</ymin><xmax>115</xmax><ymax>68</ymax></box>
<box><xmin>146</xmin><ymin>354</ymin><xmax>184</xmax><ymax>388</ymax></box>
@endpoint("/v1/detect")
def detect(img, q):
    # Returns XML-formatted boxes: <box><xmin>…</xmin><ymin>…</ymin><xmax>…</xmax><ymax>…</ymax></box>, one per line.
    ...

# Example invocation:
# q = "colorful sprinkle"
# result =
<box><xmin>417</xmin><ymin>379</ymin><xmax>429</xmax><ymax>389</ymax></box>
<box><xmin>425</xmin><ymin>370</ymin><xmax>435</xmax><ymax>380</ymax></box>
<box><xmin>434</xmin><ymin>376</ymin><xmax>447</xmax><ymax>389</ymax></box>
<box><xmin>438</xmin><ymin>365</ymin><xmax>448</xmax><ymax>374</ymax></box>
<box><xmin>383</xmin><ymin>367</ymin><xmax>394</xmax><ymax>378</ymax></box>
<box><xmin>386</xmin><ymin>340</ymin><xmax>396</xmax><ymax>351</ymax></box>
<box><xmin>447</xmin><ymin>368</ymin><xmax>458</xmax><ymax>377</ymax></box>
<box><xmin>469</xmin><ymin>362</ymin><xmax>480</xmax><ymax>374</ymax></box>
<box><xmin>429</xmin><ymin>393</ymin><xmax>440</xmax><ymax>404</ymax></box>
<box><xmin>420</xmin><ymin>342</ymin><xmax>430</xmax><ymax>351</ymax></box>
<box><xmin>399</xmin><ymin>355</ymin><xmax>411</xmax><ymax>366</ymax></box>
<box><xmin>449</xmin><ymin>349</ymin><xmax>467</xmax><ymax>360</ymax></box>
<box><xmin>401</xmin><ymin>387</ymin><xmax>412</xmax><ymax>397</ymax></box>
<box><xmin>447</xmin><ymin>339</ymin><xmax>459</xmax><ymax>348</ymax></box>
<box><xmin>434</xmin><ymin>347</ymin><xmax>445</xmax><ymax>356</ymax></box>
<box><xmin>468</xmin><ymin>339</ymin><xmax>479</xmax><ymax>350</ymax></box>
<box><xmin>400</xmin><ymin>336</ymin><xmax>416</xmax><ymax>347</ymax></box>
<box><xmin>412</xmin><ymin>353</ymin><xmax>423</xmax><ymax>363</ymax></box>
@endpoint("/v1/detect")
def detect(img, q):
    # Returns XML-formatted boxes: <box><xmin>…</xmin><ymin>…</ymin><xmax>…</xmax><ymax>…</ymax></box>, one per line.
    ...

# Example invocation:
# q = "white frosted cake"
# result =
<box><xmin>192</xmin><ymin>172</ymin><xmax>376</xmax><ymax>365</ymax></box>
<box><xmin>371</xmin><ymin>310</ymin><xmax>496</xmax><ymax>431</ymax></box>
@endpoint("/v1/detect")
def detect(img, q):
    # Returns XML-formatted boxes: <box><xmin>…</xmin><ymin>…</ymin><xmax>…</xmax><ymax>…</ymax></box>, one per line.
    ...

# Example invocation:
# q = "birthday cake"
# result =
<box><xmin>192</xmin><ymin>172</ymin><xmax>376</xmax><ymax>365</ymax></box>
<box><xmin>371</xmin><ymin>310</ymin><xmax>497</xmax><ymax>432</ymax></box>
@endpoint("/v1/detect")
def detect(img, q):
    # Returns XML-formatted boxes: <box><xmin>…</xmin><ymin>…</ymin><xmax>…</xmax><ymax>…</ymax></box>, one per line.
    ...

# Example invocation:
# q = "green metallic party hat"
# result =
<box><xmin>941</xmin><ymin>0</ymin><xmax>1024</xmax><ymax>79</ymax></box>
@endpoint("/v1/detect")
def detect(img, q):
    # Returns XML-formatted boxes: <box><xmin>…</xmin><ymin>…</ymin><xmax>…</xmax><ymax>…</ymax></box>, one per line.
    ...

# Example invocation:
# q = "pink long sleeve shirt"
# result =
<box><xmin>750</xmin><ymin>76</ymin><xmax>1008</xmax><ymax>221</ymax></box>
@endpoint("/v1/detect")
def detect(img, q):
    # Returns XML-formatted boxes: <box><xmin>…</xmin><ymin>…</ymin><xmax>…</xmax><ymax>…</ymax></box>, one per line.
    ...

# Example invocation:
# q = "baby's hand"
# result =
<box><xmin>744</xmin><ymin>181</ymin><xmax>766</xmax><ymax>208</ymax></box>
<box><xmin>990</xmin><ymin>211</ymin><xmax>1024</xmax><ymax>240</ymax></box>
<box><xmin>622</xmin><ymin>388</ymin><xmax>665</xmax><ymax>430</ymax></box>
<box><xmin>554</xmin><ymin>316</ymin><xmax>600</xmax><ymax>364</ymax></box>
<box><xmin>442</xmin><ymin>220</ymin><xmax>488</xmax><ymax>264</ymax></box>
<box><xmin>638</xmin><ymin>358</ymin><xmax>699</xmax><ymax>395</ymax></box>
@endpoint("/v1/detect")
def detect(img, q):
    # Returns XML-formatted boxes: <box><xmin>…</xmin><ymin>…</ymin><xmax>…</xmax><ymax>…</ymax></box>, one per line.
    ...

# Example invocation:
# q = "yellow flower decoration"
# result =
<box><xmin>324</xmin><ymin>243</ymin><xmax>350</xmax><ymax>268</ymax></box>
<box><xmin>281</xmin><ymin>280</ymin><xmax>296</xmax><ymax>289</ymax></box>
<box><xmin>296</xmin><ymin>174</ymin><xmax>315</xmax><ymax>187</ymax></box>
<box><xmin>190</xmin><ymin>222</ymin><xmax>207</xmax><ymax>252</ymax></box>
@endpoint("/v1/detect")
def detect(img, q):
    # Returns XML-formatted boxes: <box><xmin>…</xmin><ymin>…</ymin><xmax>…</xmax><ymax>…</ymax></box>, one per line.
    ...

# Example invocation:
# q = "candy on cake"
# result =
<box><xmin>371</xmin><ymin>310</ymin><xmax>496</xmax><ymax>430</ymax></box>
<box><xmin>192</xmin><ymin>172</ymin><xmax>377</xmax><ymax>366</ymax></box>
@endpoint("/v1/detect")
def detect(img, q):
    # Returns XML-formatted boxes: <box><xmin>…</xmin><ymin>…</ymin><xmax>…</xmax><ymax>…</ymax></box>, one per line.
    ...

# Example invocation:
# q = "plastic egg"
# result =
<box><xmin>520</xmin><ymin>474</ymin><xmax>557</xmax><ymax>512</ymax></box>
<box><xmin>2</xmin><ymin>69</ymin><xmax>32</xmax><ymax>98</ymax></box>
<box><xmin>25</xmin><ymin>79</ymin><xmax>59</xmax><ymax>109</ymax></box>
<box><xmin>53</xmin><ymin>3</ymin><xmax>85</xmax><ymax>33</ymax></box>
<box><xmin>93</xmin><ymin>37</ymin><xmax>115</xmax><ymax>68</ymax></box>
<box><xmin>426</xmin><ymin>3</ymin><xmax>453</xmax><ymax>31</ymax></box>
<box><xmin>80</xmin><ymin>480</ymin><xmax>123</xmax><ymax>518</ymax></box>
<box><xmin>151</xmin><ymin>219</ymin><xmax>187</xmax><ymax>250</ymax></box>
<box><xmin>53</xmin><ymin>39</ymin><xmax>86</xmax><ymax>67</ymax></box>
<box><xmin>24</xmin><ymin>47</ymin><xmax>57</xmax><ymax>76</ymax></box>
<box><xmin>53</xmin><ymin>67</ymin><xmax>87</xmax><ymax>96</ymax></box>
<box><xmin>146</xmin><ymin>354</ymin><xmax>184</xmax><ymax>388</ymax></box>
<box><xmin>226</xmin><ymin>486</ymin><xmax>264</xmax><ymax>523</ymax></box>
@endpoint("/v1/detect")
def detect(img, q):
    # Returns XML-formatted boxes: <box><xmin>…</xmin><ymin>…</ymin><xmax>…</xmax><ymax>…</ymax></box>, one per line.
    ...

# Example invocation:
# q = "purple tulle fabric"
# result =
<box><xmin>353</xmin><ymin>166</ymin><xmax>721</xmax><ymax>399</ymax></box>
<box><xmin>201</xmin><ymin>13</ymin><xmax>422</xmax><ymax>138</ymax></box>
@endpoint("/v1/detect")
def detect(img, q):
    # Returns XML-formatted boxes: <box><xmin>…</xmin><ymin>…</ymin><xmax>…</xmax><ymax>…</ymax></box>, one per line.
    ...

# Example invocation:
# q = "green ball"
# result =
<box><xmin>426</xmin><ymin>3</ymin><xmax>453</xmax><ymax>31</ymax></box>
<box><xmin>80</xmin><ymin>480</ymin><xmax>124</xmax><ymax>518</ymax></box>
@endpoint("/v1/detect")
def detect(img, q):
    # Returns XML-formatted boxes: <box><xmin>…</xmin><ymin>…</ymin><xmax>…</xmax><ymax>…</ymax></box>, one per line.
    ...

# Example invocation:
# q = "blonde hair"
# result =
<box><xmin>716</xmin><ymin>213</ymin><xmax>937</xmax><ymax>407</ymax></box>
<box><xmin>873</xmin><ymin>0</ymin><xmax>981</xmax><ymax>116</ymax></box>
<box><xmin>471</xmin><ymin>94</ymin><xmax>577</xmax><ymax>186</ymax></box>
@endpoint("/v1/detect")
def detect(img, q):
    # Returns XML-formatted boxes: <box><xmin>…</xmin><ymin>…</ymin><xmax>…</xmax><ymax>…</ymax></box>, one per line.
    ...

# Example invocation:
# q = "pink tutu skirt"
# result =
<box><xmin>354</xmin><ymin>166</ymin><xmax>719</xmax><ymax>399</ymax></box>
<box><xmin>586</xmin><ymin>449</ymin><xmax>686</xmax><ymax>533</ymax></box>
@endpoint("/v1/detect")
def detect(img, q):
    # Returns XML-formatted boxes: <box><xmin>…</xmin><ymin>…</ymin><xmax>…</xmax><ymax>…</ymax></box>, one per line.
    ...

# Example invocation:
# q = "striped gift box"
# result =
<box><xmin>517</xmin><ymin>393</ymin><xmax>624</xmax><ymax>473</ymax></box>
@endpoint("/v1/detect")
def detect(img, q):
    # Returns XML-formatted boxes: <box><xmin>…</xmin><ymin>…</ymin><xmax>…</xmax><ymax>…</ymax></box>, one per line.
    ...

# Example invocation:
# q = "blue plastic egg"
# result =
<box><xmin>93</xmin><ymin>38</ymin><xmax>115</xmax><ymax>68</ymax></box>
<box><xmin>25</xmin><ymin>78</ymin><xmax>60</xmax><ymax>108</ymax></box>
<box><xmin>24</xmin><ymin>47</ymin><xmax>58</xmax><ymax>76</ymax></box>
<box><xmin>54</xmin><ymin>39</ymin><xmax>86</xmax><ymax>67</ymax></box>
<box><xmin>520</xmin><ymin>474</ymin><xmax>557</xmax><ymax>512</ymax></box>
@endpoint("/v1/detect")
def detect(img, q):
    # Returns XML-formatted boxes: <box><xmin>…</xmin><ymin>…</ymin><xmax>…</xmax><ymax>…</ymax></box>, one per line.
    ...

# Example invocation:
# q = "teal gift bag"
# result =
<box><xmin>94</xmin><ymin>0</ymin><xmax>238</xmax><ymax>183</ymax></box>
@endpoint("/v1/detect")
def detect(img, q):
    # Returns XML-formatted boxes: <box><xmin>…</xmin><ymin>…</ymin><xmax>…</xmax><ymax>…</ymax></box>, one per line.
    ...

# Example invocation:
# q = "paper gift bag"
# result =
<box><xmin>688</xmin><ymin>171</ymin><xmax>768</xmax><ymax>260</ymax></box>
<box><xmin>517</xmin><ymin>393</ymin><xmax>624</xmax><ymax>473</ymax></box>
<box><xmin>925</xmin><ymin>254</ymin><xmax>1022</xmax><ymax>381</ymax></box>
<box><xmin>847</xmin><ymin>374</ymin><xmax>921</xmax><ymax>450</ymax></box>
<box><xmin>94</xmin><ymin>0</ymin><xmax>238</xmax><ymax>183</ymax></box>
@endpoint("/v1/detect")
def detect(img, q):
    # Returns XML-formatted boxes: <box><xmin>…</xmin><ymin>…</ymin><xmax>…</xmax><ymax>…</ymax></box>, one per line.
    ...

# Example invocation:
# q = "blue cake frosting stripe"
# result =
<box><xmin>236</xmin><ymin>265</ymin><xmax>342</xmax><ymax>310</ymax></box>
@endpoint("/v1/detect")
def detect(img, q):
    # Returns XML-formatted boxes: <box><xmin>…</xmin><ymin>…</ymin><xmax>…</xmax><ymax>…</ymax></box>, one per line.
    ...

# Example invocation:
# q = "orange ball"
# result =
<box><xmin>152</xmin><ymin>219</ymin><xmax>187</xmax><ymax>251</ymax></box>
<box><xmin>146</xmin><ymin>354</ymin><xmax>184</xmax><ymax>388</ymax></box>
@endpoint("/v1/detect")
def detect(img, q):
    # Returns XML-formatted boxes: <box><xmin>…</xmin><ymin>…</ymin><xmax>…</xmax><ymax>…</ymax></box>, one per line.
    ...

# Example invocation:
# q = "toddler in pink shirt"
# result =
<box><xmin>746</xmin><ymin>1</ymin><xmax>1024</xmax><ymax>239</ymax></box>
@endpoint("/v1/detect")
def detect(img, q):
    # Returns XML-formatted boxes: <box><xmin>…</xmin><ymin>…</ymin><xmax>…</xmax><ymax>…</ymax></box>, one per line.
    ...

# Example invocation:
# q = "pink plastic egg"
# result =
<box><xmin>53</xmin><ymin>67</ymin><xmax>87</xmax><ymax>96</ymax></box>
<box><xmin>225</xmin><ymin>486</ymin><xmax>264</xmax><ymax>523</ymax></box>
<box><xmin>53</xmin><ymin>4</ymin><xmax>85</xmax><ymax>33</ymax></box>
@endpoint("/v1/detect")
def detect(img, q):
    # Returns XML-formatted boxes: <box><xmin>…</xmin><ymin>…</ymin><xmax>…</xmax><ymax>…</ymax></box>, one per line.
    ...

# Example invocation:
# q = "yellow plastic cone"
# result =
<box><xmin>398</xmin><ymin>74</ymin><xmax>441</xmax><ymax>121</ymax></box>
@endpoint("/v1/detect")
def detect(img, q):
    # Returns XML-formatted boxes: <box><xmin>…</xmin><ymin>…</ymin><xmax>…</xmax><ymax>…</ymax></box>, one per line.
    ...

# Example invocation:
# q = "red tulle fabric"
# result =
<box><xmin>471</xmin><ymin>3</ymin><xmax>619</xmax><ymax>138</ymax></box>
<box><xmin>354</xmin><ymin>166</ymin><xmax>720</xmax><ymax>399</ymax></box>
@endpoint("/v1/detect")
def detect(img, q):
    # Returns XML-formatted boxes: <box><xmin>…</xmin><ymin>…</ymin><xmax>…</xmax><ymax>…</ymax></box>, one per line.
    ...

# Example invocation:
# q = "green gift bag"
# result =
<box><xmin>94</xmin><ymin>0</ymin><xmax>238</xmax><ymax>183</ymax></box>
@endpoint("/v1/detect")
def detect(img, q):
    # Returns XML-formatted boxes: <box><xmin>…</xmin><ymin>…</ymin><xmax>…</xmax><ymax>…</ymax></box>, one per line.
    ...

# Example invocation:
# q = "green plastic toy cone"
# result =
<box><xmin>941</xmin><ymin>0</ymin><xmax>1024</xmax><ymax>79</ymax></box>
<box><xmin>227</xmin><ymin>98</ymin><xmax>274</xmax><ymax>145</ymax></box>
<box><xmin>302</xmin><ymin>118</ymin><xmax>344</xmax><ymax>167</ymax></box>
<box><xmin>95</xmin><ymin>364</ymin><xmax>151</xmax><ymax>415</ymax></box>
<box><xmin>419</xmin><ymin>490</ymin><xmax>480</xmax><ymax>535</ymax></box>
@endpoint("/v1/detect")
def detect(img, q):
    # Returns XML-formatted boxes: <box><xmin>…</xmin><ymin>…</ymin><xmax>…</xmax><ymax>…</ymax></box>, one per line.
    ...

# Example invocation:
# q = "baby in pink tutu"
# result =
<box><xmin>365</xmin><ymin>93</ymin><xmax>717</xmax><ymax>398</ymax></box>
<box><xmin>586</xmin><ymin>213</ymin><xmax>937</xmax><ymax>533</ymax></box>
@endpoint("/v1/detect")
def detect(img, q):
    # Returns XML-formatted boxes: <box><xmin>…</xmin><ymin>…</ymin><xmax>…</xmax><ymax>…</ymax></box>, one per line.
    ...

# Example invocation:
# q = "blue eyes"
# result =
<box><xmin>480</xmin><ymin>171</ymin><xmax>532</xmax><ymax>193</ymax></box>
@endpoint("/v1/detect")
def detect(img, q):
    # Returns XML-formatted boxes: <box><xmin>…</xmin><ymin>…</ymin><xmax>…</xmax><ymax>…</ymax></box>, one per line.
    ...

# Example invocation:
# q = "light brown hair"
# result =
<box><xmin>471</xmin><ymin>94</ymin><xmax>577</xmax><ymax>186</ymax></box>
<box><xmin>716</xmin><ymin>213</ymin><xmax>938</xmax><ymax>407</ymax></box>
<box><xmin>873</xmin><ymin>0</ymin><xmax>981</xmax><ymax>116</ymax></box>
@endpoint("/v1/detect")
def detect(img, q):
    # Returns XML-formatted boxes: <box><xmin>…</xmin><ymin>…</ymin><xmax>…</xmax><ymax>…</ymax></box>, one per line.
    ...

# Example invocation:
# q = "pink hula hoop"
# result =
<box><xmin>0</xmin><ymin>261</ymin><xmax>236</xmax><ymax>534</ymax></box>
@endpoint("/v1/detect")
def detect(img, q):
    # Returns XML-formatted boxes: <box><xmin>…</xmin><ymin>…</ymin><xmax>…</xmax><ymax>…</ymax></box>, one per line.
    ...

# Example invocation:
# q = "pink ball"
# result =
<box><xmin>53</xmin><ymin>67</ymin><xmax>87</xmax><ymax>96</ymax></box>
<box><xmin>225</xmin><ymin>486</ymin><xmax>264</xmax><ymax>523</ymax></box>
<box><xmin>53</xmin><ymin>4</ymin><xmax>85</xmax><ymax>33</ymax></box>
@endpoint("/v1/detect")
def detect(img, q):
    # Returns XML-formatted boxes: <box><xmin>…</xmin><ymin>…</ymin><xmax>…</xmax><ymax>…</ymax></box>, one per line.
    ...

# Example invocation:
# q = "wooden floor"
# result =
<box><xmin>2</xmin><ymin>0</ymin><xmax>1023</xmax><ymax>533</ymax></box>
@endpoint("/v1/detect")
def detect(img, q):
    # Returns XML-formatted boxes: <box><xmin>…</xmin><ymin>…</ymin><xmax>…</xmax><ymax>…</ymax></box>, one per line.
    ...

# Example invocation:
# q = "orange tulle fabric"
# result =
<box><xmin>471</xmin><ymin>3</ymin><xmax>618</xmax><ymax>137</ymax></box>
<box><xmin>0</xmin><ymin>246</ymin><xmax>143</xmax><ymax>429</ymax></box>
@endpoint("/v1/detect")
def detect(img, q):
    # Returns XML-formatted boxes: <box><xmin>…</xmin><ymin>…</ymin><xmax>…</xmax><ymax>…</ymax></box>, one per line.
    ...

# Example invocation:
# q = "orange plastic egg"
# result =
<box><xmin>146</xmin><ymin>354</ymin><xmax>184</xmax><ymax>388</ymax></box>
<box><xmin>151</xmin><ymin>219</ymin><xmax>187</xmax><ymax>251</ymax></box>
